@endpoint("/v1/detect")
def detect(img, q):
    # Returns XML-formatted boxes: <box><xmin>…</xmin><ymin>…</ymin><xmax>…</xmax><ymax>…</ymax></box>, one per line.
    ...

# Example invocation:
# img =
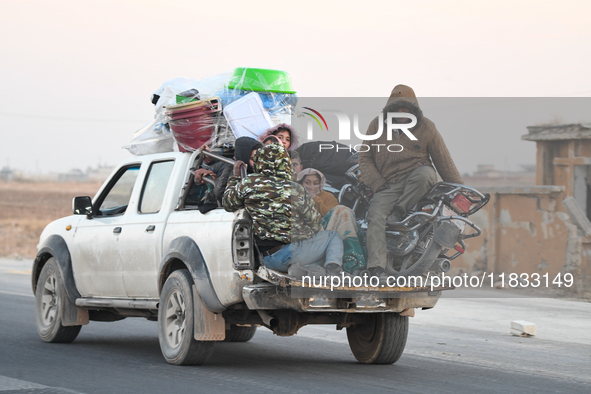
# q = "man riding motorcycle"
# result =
<box><xmin>358</xmin><ymin>84</ymin><xmax>463</xmax><ymax>278</ymax></box>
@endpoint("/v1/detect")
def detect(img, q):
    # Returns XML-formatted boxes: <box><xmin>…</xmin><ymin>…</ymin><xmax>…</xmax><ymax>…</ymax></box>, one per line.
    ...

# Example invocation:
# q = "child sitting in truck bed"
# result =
<box><xmin>222</xmin><ymin>143</ymin><xmax>346</xmax><ymax>278</ymax></box>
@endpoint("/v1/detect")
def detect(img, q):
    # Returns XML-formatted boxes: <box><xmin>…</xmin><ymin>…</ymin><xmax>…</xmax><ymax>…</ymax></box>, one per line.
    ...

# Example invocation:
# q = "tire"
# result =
<box><xmin>158</xmin><ymin>269</ymin><xmax>215</xmax><ymax>365</ymax></box>
<box><xmin>223</xmin><ymin>325</ymin><xmax>257</xmax><ymax>342</ymax></box>
<box><xmin>34</xmin><ymin>258</ymin><xmax>81</xmax><ymax>343</ymax></box>
<box><xmin>386</xmin><ymin>223</ymin><xmax>443</xmax><ymax>278</ymax></box>
<box><xmin>347</xmin><ymin>313</ymin><xmax>408</xmax><ymax>364</ymax></box>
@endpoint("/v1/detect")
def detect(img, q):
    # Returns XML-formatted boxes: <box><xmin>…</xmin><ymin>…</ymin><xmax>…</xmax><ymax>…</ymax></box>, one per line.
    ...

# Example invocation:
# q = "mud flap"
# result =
<box><xmin>62</xmin><ymin>303</ymin><xmax>90</xmax><ymax>326</ymax></box>
<box><xmin>192</xmin><ymin>284</ymin><xmax>225</xmax><ymax>341</ymax></box>
<box><xmin>432</xmin><ymin>221</ymin><xmax>460</xmax><ymax>249</ymax></box>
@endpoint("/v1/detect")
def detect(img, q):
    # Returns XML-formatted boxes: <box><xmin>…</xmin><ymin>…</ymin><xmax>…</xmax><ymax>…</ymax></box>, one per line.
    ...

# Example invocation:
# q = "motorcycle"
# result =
<box><xmin>338</xmin><ymin>164</ymin><xmax>490</xmax><ymax>278</ymax></box>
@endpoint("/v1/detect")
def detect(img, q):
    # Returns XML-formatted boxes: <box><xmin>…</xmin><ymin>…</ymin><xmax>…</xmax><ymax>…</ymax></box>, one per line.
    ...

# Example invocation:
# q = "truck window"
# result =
<box><xmin>139</xmin><ymin>160</ymin><xmax>175</xmax><ymax>214</ymax></box>
<box><xmin>183</xmin><ymin>179</ymin><xmax>208</xmax><ymax>208</ymax></box>
<box><xmin>180</xmin><ymin>158</ymin><xmax>210</xmax><ymax>209</ymax></box>
<box><xmin>98</xmin><ymin>165</ymin><xmax>140</xmax><ymax>215</ymax></box>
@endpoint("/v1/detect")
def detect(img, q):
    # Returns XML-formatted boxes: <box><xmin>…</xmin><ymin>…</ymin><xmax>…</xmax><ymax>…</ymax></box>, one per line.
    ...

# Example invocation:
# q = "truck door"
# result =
<box><xmin>119</xmin><ymin>160</ymin><xmax>176</xmax><ymax>298</ymax></box>
<box><xmin>70</xmin><ymin>164</ymin><xmax>141</xmax><ymax>297</ymax></box>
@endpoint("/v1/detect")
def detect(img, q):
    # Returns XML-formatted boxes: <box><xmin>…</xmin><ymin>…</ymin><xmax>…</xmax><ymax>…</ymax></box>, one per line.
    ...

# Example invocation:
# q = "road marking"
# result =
<box><xmin>0</xmin><ymin>375</ymin><xmax>47</xmax><ymax>391</ymax></box>
<box><xmin>0</xmin><ymin>375</ymin><xmax>86</xmax><ymax>393</ymax></box>
<box><xmin>0</xmin><ymin>290</ymin><xmax>34</xmax><ymax>298</ymax></box>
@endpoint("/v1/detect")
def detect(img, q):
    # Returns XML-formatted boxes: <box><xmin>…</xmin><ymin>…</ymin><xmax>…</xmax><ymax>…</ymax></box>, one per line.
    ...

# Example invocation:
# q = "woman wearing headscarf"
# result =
<box><xmin>297</xmin><ymin>168</ymin><xmax>367</xmax><ymax>273</ymax></box>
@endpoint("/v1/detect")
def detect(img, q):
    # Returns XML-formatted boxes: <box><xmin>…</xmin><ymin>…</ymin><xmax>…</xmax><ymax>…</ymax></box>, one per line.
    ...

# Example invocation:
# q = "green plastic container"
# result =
<box><xmin>228</xmin><ymin>67</ymin><xmax>296</xmax><ymax>94</ymax></box>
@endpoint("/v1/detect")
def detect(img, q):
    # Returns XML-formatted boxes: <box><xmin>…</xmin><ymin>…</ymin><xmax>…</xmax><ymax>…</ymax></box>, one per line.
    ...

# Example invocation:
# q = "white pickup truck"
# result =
<box><xmin>33</xmin><ymin>150</ymin><xmax>444</xmax><ymax>366</ymax></box>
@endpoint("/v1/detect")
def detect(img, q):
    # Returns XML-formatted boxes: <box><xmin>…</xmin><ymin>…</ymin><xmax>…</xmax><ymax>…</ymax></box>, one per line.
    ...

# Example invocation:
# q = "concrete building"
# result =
<box><xmin>526</xmin><ymin>123</ymin><xmax>591</xmax><ymax>220</ymax></box>
<box><xmin>58</xmin><ymin>169</ymin><xmax>87</xmax><ymax>182</ymax></box>
<box><xmin>55</xmin><ymin>165</ymin><xmax>115</xmax><ymax>183</ymax></box>
<box><xmin>87</xmin><ymin>165</ymin><xmax>115</xmax><ymax>182</ymax></box>
<box><xmin>455</xmin><ymin>123</ymin><xmax>591</xmax><ymax>296</ymax></box>
<box><xmin>0</xmin><ymin>166</ymin><xmax>14</xmax><ymax>181</ymax></box>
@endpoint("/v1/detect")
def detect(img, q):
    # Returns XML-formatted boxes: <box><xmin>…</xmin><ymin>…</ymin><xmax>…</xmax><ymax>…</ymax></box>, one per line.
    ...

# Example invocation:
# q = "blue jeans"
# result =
<box><xmin>262</xmin><ymin>230</ymin><xmax>344</xmax><ymax>273</ymax></box>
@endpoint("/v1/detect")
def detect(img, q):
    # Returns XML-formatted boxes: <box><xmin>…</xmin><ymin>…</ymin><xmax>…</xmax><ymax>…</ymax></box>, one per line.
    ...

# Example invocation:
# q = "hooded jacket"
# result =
<box><xmin>358</xmin><ymin>85</ymin><xmax>463</xmax><ymax>192</ymax></box>
<box><xmin>223</xmin><ymin>144</ymin><xmax>321</xmax><ymax>244</ymax></box>
<box><xmin>257</xmin><ymin>123</ymin><xmax>299</xmax><ymax>150</ymax></box>
<box><xmin>234</xmin><ymin>136</ymin><xmax>263</xmax><ymax>173</ymax></box>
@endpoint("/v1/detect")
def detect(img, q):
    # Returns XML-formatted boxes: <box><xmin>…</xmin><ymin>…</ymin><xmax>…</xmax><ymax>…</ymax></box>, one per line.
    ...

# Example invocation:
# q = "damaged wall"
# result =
<box><xmin>453</xmin><ymin>185</ymin><xmax>591</xmax><ymax>295</ymax></box>
<box><xmin>455</xmin><ymin>124</ymin><xmax>591</xmax><ymax>295</ymax></box>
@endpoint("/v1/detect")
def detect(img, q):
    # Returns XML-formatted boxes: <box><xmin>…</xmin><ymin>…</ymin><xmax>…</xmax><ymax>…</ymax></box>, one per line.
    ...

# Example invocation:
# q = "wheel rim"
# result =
<box><xmin>41</xmin><ymin>274</ymin><xmax>58</xmax><ymax>327</ymax></box>
<box><xmin>355</xmin><ymin>314</ymin><xmax>378</xmax><ymax>344</ymax></box>
<box><xmin>347</xmin><ymin>314</ymin><xmax>382</xmax><ymax>362</ymax></box>
<box><xmin>164</xmin><ymin>289</ymin><xmax>186</xmax><ymax>349</ymax></box>
<box><xmin>387</xmin><ymin>223</ymin><xmax>435</xmax><ymax>275</ymax></box>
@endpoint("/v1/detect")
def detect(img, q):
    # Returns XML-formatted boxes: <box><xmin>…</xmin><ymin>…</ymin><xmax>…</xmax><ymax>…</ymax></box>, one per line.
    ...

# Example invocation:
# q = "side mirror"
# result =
<box><xmin>73</xmin><ymin>196</ymin><xmax>93</xmax><ymax>217</ymax></box>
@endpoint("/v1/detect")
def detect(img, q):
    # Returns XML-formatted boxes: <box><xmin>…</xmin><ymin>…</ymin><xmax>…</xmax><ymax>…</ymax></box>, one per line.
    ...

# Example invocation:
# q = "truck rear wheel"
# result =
<box><xmin>223</xmin><ymin>325</ymin><xmax>257</xmax><ymax>342</ymax></box>
<box><xmin>346</xmin><ymin>313</ymin><xmax>408</xmax><ymax>364</ymax></box>
<box><xmin>35</xmin><ymin>258</ymin><xmax>81</xmax><ymax>343</ymax></box>
<box><xmin>158</xmin><ymin>269</ymin><xmax>215</xmax><ymax>365</ymax></box>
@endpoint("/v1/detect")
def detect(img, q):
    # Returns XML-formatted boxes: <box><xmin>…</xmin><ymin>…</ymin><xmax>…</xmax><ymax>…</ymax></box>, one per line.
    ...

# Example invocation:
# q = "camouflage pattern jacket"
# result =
<box><xmin>223</xmin><ymin>144</ymin><xmax>322</xmax><ymax>244</ymax></box>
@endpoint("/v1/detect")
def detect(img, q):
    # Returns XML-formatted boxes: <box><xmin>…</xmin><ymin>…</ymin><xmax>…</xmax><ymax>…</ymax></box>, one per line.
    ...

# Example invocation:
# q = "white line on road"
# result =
<box><xmin>0</xmin><ymin>375</ymin><xmax>85</xmax><ymax>393</ymax></box>
<box><xmin>0</xmin><ymin>375</ymin><xmax>47</xmax><ymax>391</ymax></box>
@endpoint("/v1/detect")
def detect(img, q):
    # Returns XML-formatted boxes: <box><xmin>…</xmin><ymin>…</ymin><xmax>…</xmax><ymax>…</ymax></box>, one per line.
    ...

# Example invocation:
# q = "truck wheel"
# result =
<box><xmin>223</xmin><ymin>325</ymin><xmax>257</xmax><ymax>342</ymax></box>
<box><xmin>158</xmin><ymin>269</ymin><xmax>215</xmax><ymax>365</ymax></box>
<box><xmin>346</xmin><ymin>313</ymin><xmax>408</xmax><ymax>364</ymax></box>
<box><xmin>35</xmin><ymin>258</ymin><xmax>81</xmax><ymax>343</ymax></box>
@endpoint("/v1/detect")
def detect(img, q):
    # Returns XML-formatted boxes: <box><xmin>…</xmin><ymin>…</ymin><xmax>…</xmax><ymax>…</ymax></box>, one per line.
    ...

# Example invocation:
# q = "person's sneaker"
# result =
<box><xmin>369</xmin><ymin>266</ymin><xmax>386</xmax><ymax>276</ymax></box>
<box><xmin>368</xmin><ymin>266</ymin><xmax>389</xmax><ymax>286</ymax></box>
<box><xmin>287</xmin><ymin>263</ymin><xmax>309</xmax><ymax>280</ymax></box>
<box><xmin>325</xmin><ymin>263</ymin><xmax>352</xmax><ymax>278</ymax></box>
<box><xmin>352</xmin><ymin>268</ymin><xmax>371</xmax><ymax>278</ymax></box>
<box><xmin>288</xmin><ymin>263</ymin><xmax>326</xmax><ymax>281</ymax></box>
<box><xmin>306</xmin><ymin>264</ymin><xmax>327</xmax><ymax>278</ymax></box>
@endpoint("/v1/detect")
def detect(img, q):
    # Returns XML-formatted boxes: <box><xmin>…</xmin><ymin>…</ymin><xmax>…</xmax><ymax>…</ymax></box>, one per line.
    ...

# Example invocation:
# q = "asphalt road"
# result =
<box><xmin>0</xmin><ymin>258</ymin><xmax>589</xmax><ymax>394</ymax></box>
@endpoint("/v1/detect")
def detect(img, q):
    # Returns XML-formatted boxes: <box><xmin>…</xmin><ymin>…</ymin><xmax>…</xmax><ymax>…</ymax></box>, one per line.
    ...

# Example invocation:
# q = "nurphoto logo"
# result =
<box><xmin>303</xmin><ymin>108</ymin><xmax>418</xmax><ymax>152</ymax></box>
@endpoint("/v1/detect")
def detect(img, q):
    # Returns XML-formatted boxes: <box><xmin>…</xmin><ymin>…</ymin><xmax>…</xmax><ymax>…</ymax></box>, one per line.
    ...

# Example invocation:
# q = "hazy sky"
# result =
<box><xmin>1</xmin><ymin>0</ymin><xmax>590</xmax><ymax>175</ymax></box>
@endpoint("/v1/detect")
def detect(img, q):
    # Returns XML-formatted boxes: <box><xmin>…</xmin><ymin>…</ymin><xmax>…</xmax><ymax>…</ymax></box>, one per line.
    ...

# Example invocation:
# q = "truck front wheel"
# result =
<box><xmin>346</xmin><ymin>313</ymin><xmax>408</xmax><ymax>364</ymax></box>
<box><xmin>35</xmin><ymin>258</ymin><xmax>81</xmax><ymax>343</ymax></box>
<box><xmin>158</xmin><ymin>269</ymin><xmax>215</xmax><ymax>365</ymax></box>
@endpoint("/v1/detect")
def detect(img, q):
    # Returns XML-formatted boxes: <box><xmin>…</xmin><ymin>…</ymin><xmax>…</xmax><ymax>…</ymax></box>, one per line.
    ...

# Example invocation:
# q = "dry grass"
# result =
<box><xmin>0</xmin><ymin>180</ymin><xmax>102</xmax><ymax>258</ymax></box>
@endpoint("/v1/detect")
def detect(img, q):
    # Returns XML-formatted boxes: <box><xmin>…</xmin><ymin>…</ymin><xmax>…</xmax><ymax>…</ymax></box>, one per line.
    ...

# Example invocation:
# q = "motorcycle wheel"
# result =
<box><xmin>385</xmin><ymin>223</ymin><xmax>443</xmax><ymax>278</ymax></box>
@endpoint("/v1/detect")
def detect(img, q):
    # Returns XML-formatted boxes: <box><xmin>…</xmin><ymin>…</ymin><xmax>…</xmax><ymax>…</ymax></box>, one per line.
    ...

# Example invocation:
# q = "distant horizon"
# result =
<box><xmin>2</xmin><ymin>0</ymin><xmax>590</xmax><ymax>175</ymax></box>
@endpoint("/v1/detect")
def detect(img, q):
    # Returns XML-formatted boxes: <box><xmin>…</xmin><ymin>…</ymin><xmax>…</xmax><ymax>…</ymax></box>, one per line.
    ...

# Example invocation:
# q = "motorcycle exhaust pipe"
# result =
<box><xmin>430</xmin><ymin>258</ymin><xmax>451</xmax><ymax>273</ymax></box>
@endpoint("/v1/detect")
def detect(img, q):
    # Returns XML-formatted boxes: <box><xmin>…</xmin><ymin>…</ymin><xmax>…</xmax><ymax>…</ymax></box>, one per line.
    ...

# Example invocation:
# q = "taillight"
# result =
<box><xmin>232</xmin><ymin>219</ymin><xmax>254</xmax><ymax>270</ymax></box>
<box><xmin>451</xmin><ymin>195</ymin><xmax>471</xmax><ymax>214</ymax></box>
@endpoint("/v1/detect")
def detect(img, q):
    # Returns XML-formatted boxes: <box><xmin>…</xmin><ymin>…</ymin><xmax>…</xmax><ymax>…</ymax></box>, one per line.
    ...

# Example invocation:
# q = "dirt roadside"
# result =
<box><xmin>0</xmin><ymin>180</ymin><xmax>102</xmax><ymax>258</ymax></box>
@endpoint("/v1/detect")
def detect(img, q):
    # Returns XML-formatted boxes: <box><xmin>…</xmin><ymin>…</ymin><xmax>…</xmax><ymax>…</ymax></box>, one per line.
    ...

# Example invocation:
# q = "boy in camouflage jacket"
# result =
<box><xmin>222</xmin><ymin>144</ymin><xmax>345</xmax><ymax>275</ymax></box>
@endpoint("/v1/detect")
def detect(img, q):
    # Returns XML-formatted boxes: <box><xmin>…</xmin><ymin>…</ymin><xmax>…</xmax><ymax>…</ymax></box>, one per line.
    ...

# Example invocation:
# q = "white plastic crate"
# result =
<box><xmin>223</xmin><ymin>92</ymin><xmax>274</xmax><ymax>139</ymax></box>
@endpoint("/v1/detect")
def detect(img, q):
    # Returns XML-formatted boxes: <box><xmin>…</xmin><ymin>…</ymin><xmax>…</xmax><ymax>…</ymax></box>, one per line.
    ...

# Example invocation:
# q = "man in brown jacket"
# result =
<box><xmin>359</xmin><ymin>84</ymin><xmax>463</xmax><ymax>276</ymax></box>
